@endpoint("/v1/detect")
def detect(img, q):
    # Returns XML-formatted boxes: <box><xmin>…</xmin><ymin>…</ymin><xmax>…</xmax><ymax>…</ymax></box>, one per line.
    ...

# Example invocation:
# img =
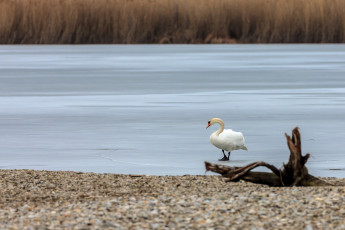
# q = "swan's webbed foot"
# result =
<box><xmin>218</xmin><ymin>156</ymin><xmax>229</xmax><ymax>161</ymax></box>
<box><xmin>219</xmin><ymin>150</ymin><xmax>229</xmax><ymax>161</ymax></box>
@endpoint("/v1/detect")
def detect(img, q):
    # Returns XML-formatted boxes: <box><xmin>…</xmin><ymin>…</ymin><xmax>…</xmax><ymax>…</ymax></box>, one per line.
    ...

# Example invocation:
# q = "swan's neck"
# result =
<box><xmin>214</xmin><ymin>118</ymin><xmax>225</xmax><ymax>136</ymax></box>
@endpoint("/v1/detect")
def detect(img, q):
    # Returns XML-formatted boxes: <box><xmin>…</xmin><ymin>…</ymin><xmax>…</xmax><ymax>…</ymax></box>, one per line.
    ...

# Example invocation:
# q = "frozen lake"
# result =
<box><xmin>0</xmin><ymin>44</ymin><xmax>345</xmax><ymax>177</ymax></box>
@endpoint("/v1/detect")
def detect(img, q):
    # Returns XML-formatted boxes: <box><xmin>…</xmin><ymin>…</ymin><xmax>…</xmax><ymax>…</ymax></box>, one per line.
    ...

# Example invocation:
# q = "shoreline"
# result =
<box><xmin>1</xmin><ymin>169</ymin><xmax>345</xmax><ymax>229</ymax></box>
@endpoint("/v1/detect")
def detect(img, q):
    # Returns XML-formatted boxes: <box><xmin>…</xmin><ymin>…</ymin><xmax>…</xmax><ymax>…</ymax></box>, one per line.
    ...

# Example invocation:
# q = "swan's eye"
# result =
<box><xmin>208</xmin><ymin>121</ymin><xmax>210</xmax><ymax>124</ymax></box>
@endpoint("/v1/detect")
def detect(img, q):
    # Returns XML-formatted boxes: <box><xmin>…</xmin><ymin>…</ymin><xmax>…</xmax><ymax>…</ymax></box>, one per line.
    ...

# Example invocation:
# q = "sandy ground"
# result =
<box><xmin>0</xmin><ymin>169</ymin><xmax>344</xmax><ymax>229</ymax></box>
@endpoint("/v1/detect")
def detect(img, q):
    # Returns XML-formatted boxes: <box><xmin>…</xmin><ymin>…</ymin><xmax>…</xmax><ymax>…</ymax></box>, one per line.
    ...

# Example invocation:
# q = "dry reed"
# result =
<box><xmin>0</xmin><ymin>0</ymin><xmax>344</xmax><ymax>44</ymax></box>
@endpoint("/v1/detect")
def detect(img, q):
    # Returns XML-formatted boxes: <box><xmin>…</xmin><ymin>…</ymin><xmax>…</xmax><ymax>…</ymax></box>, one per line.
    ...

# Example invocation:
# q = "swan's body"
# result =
<box><xmin>206</xmin><ymin>118</ymin><xmax>247</xmax><ymax>161</ymax></box>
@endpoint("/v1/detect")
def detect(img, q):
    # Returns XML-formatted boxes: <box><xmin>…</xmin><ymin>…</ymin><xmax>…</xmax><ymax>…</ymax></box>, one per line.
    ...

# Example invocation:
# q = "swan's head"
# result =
<box><xmin>206</xmin><ymin>118</ymin><xmax>218</xmax><ymax>129</ymax></box>
<box><xmin>206</xmin><ymin>118</ymin><xmax>224</xmax><ymax>129</ymax></box>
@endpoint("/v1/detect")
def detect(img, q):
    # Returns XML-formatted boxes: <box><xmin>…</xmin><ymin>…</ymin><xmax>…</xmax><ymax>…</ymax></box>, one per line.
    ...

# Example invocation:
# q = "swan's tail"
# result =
<box><xmin>241</xmin><ymin>146</ymin><xmax>248</xmax><ymax>151</ymax></box>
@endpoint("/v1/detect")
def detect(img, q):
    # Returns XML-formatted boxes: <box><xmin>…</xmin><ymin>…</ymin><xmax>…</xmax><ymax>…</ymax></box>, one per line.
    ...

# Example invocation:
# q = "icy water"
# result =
<box><xmin>0</xmin><ymin>45</ymin><xmax>345</xmax><ymax>177</ymax></box>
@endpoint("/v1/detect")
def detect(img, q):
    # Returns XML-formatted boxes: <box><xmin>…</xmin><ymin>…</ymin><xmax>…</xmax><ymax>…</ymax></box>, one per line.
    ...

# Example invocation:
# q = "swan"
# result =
<box><xmin>206</xmin><ymin>118</ymin><xmax>248</xmax><ymax>161</ymax></box>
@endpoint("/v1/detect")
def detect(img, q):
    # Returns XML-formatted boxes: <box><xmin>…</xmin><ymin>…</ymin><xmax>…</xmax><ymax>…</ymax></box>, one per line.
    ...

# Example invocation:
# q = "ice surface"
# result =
<box><xmin>0</xmin><ymin>44</ymin><xmax>345</xmax><ymax>177</ymax></box>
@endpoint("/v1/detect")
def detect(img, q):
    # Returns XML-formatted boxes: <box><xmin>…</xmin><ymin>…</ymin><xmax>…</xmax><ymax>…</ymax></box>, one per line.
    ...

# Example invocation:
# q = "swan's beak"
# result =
<box><xmin>206</xmin><ymin>124</ymin><xmax>210</xmax><ymax>129</ymax></box>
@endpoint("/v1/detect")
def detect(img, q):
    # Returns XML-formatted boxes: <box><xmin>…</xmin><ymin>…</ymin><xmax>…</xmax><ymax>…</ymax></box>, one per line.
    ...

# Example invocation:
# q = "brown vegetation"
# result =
<box><xmin>0</xmin><ymin>0</ymin><xmax>345</xmax><ymax>44</ymax></box>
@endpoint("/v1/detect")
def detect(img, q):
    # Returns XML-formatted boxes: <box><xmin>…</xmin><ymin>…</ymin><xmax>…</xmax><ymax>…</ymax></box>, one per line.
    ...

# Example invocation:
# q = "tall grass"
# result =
<box><xmin>0</xmin><ymin>0</ymin><xmax>344</xmax><ymax>44</ymax></box>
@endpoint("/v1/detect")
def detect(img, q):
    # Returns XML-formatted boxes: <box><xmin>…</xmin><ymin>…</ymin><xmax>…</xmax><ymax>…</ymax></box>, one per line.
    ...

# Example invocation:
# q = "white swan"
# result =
<box><xmin>206</xmin><ymin>118</ymin><xmax>248</xmax><ymax>161</ymax></box>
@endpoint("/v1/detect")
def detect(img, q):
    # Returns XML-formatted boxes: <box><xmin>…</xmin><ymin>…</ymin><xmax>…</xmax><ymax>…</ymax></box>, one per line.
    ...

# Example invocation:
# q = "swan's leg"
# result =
<box><xmin>227</xmin><ymin>152</ymin><xmax>231</xmax><ymax>160</ymax></box>
<box><xmin>219</xmin><ymin>150</ymin><xmax>228</xmax><ymax>161</ymax></box>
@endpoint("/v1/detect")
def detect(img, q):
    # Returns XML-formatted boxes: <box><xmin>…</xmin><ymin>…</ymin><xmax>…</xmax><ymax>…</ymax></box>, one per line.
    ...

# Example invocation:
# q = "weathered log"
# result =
<box><xmin>205</xmin><ymin>127</ymin><xmax>331</xmax><ymax>187</ymax></box>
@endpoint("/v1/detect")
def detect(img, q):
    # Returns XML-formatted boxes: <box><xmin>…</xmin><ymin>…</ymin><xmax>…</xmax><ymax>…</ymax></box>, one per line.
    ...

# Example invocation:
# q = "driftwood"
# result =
<box><xmin>205</xmin><ymin>127</ymin><xmax>331</xmax><ymax>186</ymax></box>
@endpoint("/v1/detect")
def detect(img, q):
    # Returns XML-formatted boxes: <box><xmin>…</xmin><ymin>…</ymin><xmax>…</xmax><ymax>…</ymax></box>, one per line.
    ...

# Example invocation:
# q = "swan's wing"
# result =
<box><xmin>219</xmin><ymin>129</ymin><xmax>245</xmax><ymax>146</ymax></box>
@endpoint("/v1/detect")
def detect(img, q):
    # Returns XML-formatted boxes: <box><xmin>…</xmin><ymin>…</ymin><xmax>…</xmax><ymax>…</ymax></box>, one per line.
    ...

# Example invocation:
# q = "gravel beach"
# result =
<box><xmin>1</xmin><ymin>169</ymin><xmax>344</xmax><ymax>229</ymax></box>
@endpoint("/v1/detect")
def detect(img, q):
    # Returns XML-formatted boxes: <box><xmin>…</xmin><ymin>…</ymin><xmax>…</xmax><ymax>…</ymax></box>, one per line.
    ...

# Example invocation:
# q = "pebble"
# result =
<box><xmin>0</xmin><ymin>169</ymin><xmax>344</xmax><ymax>229</ymax></box>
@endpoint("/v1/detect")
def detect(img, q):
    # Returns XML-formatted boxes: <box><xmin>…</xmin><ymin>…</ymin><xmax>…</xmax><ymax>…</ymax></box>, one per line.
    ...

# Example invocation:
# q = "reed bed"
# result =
<box><xmin>0</xmin><ymin>0</ymin><xmax>344</xmax><ymax>44</ymax></box>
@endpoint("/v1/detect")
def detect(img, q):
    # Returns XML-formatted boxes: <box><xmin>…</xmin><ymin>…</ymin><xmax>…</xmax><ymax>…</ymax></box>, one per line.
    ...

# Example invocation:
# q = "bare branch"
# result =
<box><xmin>204</xmin><ymin>127</ymin><xmax>329</xmax><ymax>187</ymax></box>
